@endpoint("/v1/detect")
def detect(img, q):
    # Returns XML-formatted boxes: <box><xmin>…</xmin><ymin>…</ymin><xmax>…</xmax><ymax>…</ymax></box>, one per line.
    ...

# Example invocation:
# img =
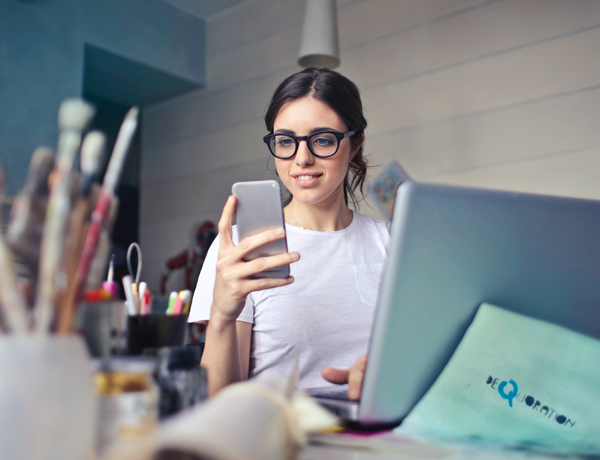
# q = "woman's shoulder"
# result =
<box><xmin>353</xmin><ymin>212</ymin><xmax>390</xmax><ymax>232</ymax></box>
<box><xmin>352</xmin><ymin>212</ymin><xmax>391</xmax><ymax>243</ymax></box>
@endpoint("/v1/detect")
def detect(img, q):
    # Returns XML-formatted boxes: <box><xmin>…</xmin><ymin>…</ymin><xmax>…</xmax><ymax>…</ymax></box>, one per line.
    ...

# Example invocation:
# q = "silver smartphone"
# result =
<box><xmin>231</xmin><ymin>180</ymin><xmax>290</xmax><ymax>279</ymax></box>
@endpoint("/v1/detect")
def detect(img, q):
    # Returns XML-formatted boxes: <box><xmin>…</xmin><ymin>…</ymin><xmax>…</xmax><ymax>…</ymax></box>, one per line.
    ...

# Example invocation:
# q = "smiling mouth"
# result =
<box><xmin>292</xmin><ymin>173</ymin><xmax>322</xmax><ymax>180</ymax></box>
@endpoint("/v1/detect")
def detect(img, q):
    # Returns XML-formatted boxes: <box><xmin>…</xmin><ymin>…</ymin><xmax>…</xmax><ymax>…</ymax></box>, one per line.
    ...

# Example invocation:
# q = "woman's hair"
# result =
<box><xmin>265</xmin><ymin>67</ymin><xmax>368</xmax><ymax>208</ymax></box>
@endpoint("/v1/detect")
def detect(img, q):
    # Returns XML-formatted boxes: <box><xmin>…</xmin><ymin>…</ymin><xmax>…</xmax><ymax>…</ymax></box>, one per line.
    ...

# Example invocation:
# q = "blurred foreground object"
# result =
<box><xmin>105</xmin><ymin>370</ymin><xmax>338</xmax><ymax>460</ymax></box>
<box><xmin>0</xmin><ymin>335</ymin><xmax>95</xmax><ymax>460</ymax></box>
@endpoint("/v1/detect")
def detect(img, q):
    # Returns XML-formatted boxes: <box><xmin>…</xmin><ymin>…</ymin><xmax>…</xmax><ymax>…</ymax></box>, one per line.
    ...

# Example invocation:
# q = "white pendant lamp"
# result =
<box><xmin>297</xmin><ymin>0</ymin><xmax>340</xmax><ymax>69</ymax></box>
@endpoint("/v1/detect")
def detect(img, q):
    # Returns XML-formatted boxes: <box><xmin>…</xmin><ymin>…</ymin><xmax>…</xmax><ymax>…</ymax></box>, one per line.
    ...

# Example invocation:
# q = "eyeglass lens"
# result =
<box><xmin>269</xmin><ymin>133</ymin><xmax>340</xmax><ymax>158</ymax></box>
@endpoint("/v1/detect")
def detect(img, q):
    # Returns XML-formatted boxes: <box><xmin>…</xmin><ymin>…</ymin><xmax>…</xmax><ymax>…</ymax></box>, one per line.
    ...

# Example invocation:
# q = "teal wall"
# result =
<box><xmin>0</xmin><ymin>0</ymin><xmax>205</xmax><ymax>194</ymax></box>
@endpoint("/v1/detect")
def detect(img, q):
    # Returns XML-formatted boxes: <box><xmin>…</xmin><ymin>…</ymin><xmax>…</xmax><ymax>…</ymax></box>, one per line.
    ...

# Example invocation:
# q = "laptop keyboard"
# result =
<box><xmin>307</xmin><ymin>385</ymin><xmax>350</xmax><ymax>401</ymax></box>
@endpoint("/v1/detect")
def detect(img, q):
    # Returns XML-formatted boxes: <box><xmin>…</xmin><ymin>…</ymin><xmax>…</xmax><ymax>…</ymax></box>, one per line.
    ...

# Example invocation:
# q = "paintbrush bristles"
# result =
<box><xmin>81</xmin><ymin>131</ymin><xmax>105</xmax><ymax>176</ymax></box>
<box><xmin>103</xmin><ymin>107</ymin><xmax>139</xmax><ymax>194</ymax></box>
<box><xmin>58</xmin><ymin>99</ymin><xmax>95</xmax><ymax>131</ymax></box>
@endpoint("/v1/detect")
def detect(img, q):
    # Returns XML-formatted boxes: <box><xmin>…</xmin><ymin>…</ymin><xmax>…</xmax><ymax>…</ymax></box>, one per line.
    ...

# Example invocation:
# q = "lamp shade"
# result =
<box><xmin>297</xmin><ymin>0</ymin><xmax>340</xmax><ymax>69</ymax></box>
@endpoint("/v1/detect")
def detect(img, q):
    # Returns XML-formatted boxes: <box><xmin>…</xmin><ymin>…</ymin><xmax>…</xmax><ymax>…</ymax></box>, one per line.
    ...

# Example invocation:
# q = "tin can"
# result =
<box><xmin>94</xmin><ymin>358</ymin><xmax>158</xmax><ymax>454</ymax></box>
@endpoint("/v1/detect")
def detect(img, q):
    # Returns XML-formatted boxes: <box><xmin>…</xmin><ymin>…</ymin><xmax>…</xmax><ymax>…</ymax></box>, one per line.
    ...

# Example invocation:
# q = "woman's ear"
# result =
<box><xmin>350</xmin><ymin>133</ymin><xmax>365</xmax><ymax>160</ymax></box>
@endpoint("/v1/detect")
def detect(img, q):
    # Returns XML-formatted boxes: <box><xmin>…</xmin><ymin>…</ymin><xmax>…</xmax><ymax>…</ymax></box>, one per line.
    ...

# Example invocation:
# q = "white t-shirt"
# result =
<box><xmin>188</xmin><ymin>212</ymin><xmax>390</xmax><ymax>389</ymax></box>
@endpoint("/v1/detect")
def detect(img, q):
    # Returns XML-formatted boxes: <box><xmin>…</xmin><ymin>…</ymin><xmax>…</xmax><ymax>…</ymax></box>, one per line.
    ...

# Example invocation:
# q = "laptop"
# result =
<box><xmin>309</xmin><ymin>181</ymin><xmax>600</xmax><ymax>426</ymax></box>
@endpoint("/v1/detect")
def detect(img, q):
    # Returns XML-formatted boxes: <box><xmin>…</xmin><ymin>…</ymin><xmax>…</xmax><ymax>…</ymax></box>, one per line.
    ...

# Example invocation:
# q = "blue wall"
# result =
<box><xmin>0</xmin><ymin>0</ymin><xmax>205</xmax><ymax>194</ymax></box>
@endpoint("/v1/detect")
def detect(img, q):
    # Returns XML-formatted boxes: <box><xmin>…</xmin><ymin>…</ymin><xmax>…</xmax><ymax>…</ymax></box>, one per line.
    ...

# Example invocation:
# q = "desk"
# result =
<box><xmin>300</xmin><ymin>439</ymin><xmax>571</xmax><ymax>460</ymax></box>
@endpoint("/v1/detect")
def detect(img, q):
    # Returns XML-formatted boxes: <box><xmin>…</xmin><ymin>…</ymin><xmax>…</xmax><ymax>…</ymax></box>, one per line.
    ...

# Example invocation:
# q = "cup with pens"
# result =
<box><xmin>122</xmin><ymin>243</ymin><xmax>191</xmax><ymax>355</ymax></box>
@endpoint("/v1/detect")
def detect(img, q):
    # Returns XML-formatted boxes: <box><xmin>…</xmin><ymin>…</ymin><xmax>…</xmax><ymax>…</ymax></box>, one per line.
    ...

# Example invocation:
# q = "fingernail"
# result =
<box><xmin>290</xmin><ymin>252</ymin><xmax>300</xmax><ymax>260</ymax></box>
<box><xmin>275</xmin><ymin>228</ymin><xmax>285</xmax><ymax>236</ymax></box>
<box><xmin>287</xmin><ymin>276</ymin><xmax>294</xmax><ymax>282</ymax></box>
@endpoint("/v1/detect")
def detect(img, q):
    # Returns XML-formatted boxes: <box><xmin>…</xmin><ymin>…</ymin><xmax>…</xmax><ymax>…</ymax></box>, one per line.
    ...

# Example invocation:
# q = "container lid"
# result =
<box><xmin>93</xmin><ymin>356</ymin><xmax>156</xmax><ymax>373</ymax></box>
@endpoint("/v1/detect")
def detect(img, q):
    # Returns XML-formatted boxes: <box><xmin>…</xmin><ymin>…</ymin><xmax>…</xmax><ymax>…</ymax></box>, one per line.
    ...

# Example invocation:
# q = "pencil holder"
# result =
<box><xmin>0</xmin><ymin>335</ymin><xmax>96</xmax><ymax>460</ymax></box>
<box><xmin>76</xmin><ymin>300</ymin><xmax>128</xmax><ymax>357</ymax></box>
<box><xmin>127</xmin><ymin>314</ymin><xmax>188</xmax><ymax>355</ymax></box>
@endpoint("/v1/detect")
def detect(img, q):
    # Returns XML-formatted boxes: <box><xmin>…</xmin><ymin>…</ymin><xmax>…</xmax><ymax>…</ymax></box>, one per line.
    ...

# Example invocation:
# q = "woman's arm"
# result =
<box><xmin>201</xmin><ymin>319</ymin><xmax>252</xmax><ymax>396</ymax></box>
<box><xmin>200</xmin><ymin>196</ymin><xmax>299</xmax><ymax>396</ymax></box>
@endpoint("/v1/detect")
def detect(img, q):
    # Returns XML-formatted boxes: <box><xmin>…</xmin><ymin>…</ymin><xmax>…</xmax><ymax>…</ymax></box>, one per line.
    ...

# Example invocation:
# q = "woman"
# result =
<box><xmin>188</xmin><ymin>68</ymin><xmax>390</xmax><ymax>397</ymax></box>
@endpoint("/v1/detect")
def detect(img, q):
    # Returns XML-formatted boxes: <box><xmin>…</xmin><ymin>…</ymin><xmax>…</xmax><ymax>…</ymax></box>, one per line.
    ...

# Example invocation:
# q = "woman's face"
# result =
<box><xmin>273</xmin><ymin>97</ymin><xmax>359</xmax><ymax>207</ymax></box>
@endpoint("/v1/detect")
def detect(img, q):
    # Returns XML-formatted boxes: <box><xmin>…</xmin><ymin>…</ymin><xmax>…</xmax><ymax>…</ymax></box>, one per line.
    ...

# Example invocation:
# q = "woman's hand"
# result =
<box><xmin>321</xmin><ymin>355</ymin><xmax>368</xmax><ymax>401</ymax></box>
<box><xmin>211</xmin><ymin>195</ymin><xmax>299</xmax><ymax>327</ymax></box>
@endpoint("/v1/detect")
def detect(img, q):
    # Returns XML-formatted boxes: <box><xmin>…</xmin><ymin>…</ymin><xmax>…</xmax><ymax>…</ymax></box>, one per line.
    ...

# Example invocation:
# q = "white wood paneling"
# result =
<box><xmin>366</xmin><ymin>86</ymin><xmax>600</xmax><ymax>178</ymax></box>
<box><xmin>143</xmin><ymin>68</ymin><xmax>291</xmax><ymax>150</ymax></box>
<box><xmin>207</xmin><ymin>0</ymin><xmax>303</xmax><ymax>56</ymax></box>
<box><xmin>339</xmin><ymin>0</ymin><xmax>600</xmax><ymax>90</ymax></box>
<box><xmin>425</xmin><ymin>146</ymin><xmax>600</xmax><ymax>200</ymax></box>
<box><xmin>338</xmin><ymin>0</ymin><xmax>492</xmax><ymax>49</ymax></box>
<box><xmin>140</xmin><ymin>157</ymin><xmax>277</xmax><ymax>224</ymax></box>
<box><xmin>142</xmin><ymin>118</ymin><xmax>266</xmax><ymax>184</ymax></box>
<box><xmin>363</xmin><ymin>25</ymin><xmax>600</xmax><ymax>136</ymax></box>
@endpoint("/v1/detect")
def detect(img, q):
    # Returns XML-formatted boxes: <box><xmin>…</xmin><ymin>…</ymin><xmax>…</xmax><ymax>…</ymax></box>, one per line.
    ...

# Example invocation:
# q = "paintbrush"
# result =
<box><xmin>56</xmin><ymin>107</ymin><xmax>138</xmax><ymax>334</ymax></box>
<box><xmin>59</xmin><ymin>132</ymin><xmax>106</xmax><ymax>309</ymax></box>
<box><xmin>34</xmin><ymin>99</ymin><xmax>95</xmax><ymax>334</ymax></box>
<box><xmin>80</xmin><ymin>131</ymin><xmax>105</xmax><ymax>196</ymax></box>
<box><xmin>0</xmin><ymin>163</ymin><xmax>29</xmax><ymax>333</ymax></box>
<box><xmin>6</xmin><ymin>147</ymin><xmax>55</xmax><ymax>279</ymax></box>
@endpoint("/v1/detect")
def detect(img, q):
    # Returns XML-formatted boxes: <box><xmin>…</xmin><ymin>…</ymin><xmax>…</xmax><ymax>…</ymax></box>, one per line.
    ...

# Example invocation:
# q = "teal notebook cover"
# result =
<box><xmin>400</xmin><ymin>303</ymin><xmax>600</xmax><ymax>454</ymax></box>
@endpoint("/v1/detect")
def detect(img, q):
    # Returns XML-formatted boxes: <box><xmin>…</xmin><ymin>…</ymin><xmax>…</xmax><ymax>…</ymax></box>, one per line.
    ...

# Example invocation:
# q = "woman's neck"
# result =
<box><xmin>284</xmin><ymin>196</ymin><xmax>354</xmax><ymax>232</ymax></box>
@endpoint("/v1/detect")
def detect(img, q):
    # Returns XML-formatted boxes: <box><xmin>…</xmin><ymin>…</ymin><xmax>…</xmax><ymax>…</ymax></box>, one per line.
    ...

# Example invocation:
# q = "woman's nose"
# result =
<box><xmin>295</xmin><ymin>140</ymin><xmax>314</xmax><ymax>167</ymax></box>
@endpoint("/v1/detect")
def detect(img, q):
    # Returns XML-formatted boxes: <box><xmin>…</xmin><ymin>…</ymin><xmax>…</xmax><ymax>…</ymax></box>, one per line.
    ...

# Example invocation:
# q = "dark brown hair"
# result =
<box><xmin>265</xmin><ymin>68</ymin><xmax>368</xmax><ymax>208</ymax></box>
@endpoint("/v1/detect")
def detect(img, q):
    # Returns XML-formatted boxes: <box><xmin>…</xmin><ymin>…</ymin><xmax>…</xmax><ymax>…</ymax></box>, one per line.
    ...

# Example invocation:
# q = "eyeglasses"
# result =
<box><xmin>263</xmin><ymin>130</ymin><xmax>356</xmax><ymax>159</ymax></box>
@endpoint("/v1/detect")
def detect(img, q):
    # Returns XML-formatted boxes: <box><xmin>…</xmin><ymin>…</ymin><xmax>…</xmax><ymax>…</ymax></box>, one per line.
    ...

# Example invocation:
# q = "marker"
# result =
<box><xmin>172</xmin><ymin>292</ymin><xmax>185</xmax><ymax>315</ymax></box>
<box><xmin>101</xmin><ymin>254</ymin><xmax>117</xmax><ymax>298</ymax></box>
<box><xmin>138</xmin><ymin>282</ymin><xmax>150</xmax><ymax>315</ymax></box>
<box><xmin>122</xmin><ymin>275</ymin><xmax>137</xmax><ymax>316</ymax></box>
<box><xmin>131</xmin><ymin>283</ymin><xmax>140</xmax><ymax>314</ymax></box>
<box><xmin>181</xmin><ymin>290</ymin><xmax>193</xmax><ymax>315</ymax></box>
<box><xmin>167</xmin><ymin>291</ymin><xmax>177</xmax><ymax>315</ymax></box>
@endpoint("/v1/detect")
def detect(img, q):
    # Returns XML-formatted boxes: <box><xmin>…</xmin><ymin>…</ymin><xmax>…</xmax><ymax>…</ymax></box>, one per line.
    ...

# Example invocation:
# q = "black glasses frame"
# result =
<box><xmin>263</xmin><ymin>130</ymin><xmax>356</xmax><ymax>159</ymax></box>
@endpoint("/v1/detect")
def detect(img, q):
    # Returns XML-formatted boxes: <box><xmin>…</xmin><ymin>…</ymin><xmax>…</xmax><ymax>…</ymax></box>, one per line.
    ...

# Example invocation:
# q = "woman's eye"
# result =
<box><xmin>277</xmin><ymin>138</ymin><xmax>294</xmax><ymax>147</ymax></box>
<box><xmin>312</xmin><ymin>137</ymin><xmax>334</xmax><ymax>146</ymax></box>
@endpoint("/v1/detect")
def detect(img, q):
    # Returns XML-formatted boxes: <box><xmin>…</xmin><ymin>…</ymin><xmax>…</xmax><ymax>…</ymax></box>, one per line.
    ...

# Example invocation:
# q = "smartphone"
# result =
<box><xmin>231</xmin><ymin>180</ymin><xmax>290</xmax><ymax>279</ymax></box>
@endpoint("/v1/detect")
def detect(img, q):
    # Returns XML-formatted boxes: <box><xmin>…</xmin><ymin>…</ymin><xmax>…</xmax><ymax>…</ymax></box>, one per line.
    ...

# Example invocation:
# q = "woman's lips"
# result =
<box><xmin>291</xmin><ymin>173</ymin><xmax>322</xmax><ymax>187</ymax></box>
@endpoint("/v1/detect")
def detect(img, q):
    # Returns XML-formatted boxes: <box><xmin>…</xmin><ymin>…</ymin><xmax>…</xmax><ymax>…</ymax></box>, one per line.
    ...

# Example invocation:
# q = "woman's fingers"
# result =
<box><xmin>232</xmin><ymin>227</ymin><xmax>287</xmax><ymax>260</ymax></box>
<box><xmin>243</xmin><ymin>275</ymin><xmax>295</xmax><ymax>293</ymax></box>
<box><xmin>321</xmin><ymin>367</ymin><xmax>350</xmax><ymax>385</ymax></box>
<box><xmin>218</xmin><ymin>195</ymin><xmax>237</xmax><ymax>252</ymax></box>
<box><xmin>347</xmin><ymin>356</ymin><xmax>368</xmax><ymax>400</ymax></box>
<box><xmin>320</xmin><ymin>355</ymin><xmax>368</xmax><ymax>401</ymax></box>
<box><xmin>229</xmin><ymin>251</ymin><xmax>299</xmax><ymax>280</ymax></box>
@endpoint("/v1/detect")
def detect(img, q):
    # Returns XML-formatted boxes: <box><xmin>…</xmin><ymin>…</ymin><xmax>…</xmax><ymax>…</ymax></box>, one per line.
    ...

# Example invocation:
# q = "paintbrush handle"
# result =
<box><xmin>0</xmin><ymin>233</ymin><xmax>29</xmax><ymax>333</ymax></box>
<box><xmin>55</xmin><ymin>190</ymin><xmax>111</xmax><ymax>334</ymax></box>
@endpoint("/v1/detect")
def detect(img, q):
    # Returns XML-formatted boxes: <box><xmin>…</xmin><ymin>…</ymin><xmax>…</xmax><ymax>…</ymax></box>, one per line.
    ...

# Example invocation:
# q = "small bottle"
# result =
<box><xmin>156</xmin><ymin>346</ymin><xmax>207</xmax><ymax>419</ymax></box>
<box><xmin>94</xmin><ymin>358</ymin><xmax>158</xmax><ymax>454</ymax></box>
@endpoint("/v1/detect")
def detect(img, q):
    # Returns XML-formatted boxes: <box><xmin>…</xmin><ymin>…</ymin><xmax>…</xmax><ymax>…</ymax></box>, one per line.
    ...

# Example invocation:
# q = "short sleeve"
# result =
<box><xmin>187</xmin><ymin>227</ymin><xmax>255</xmax><ymax>324</ymax></box>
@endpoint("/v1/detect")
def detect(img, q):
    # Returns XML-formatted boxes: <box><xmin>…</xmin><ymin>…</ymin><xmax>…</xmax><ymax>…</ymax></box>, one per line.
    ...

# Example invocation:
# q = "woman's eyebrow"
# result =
<box><xmin>275</xmin><ymin>129</ymin><xmax>295</xmax><ymax>135</ymax></box>
<box><xmin>310</xmin><ymin>127</ymin><xmax>336</xmax><ymax>134</ymax></box>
